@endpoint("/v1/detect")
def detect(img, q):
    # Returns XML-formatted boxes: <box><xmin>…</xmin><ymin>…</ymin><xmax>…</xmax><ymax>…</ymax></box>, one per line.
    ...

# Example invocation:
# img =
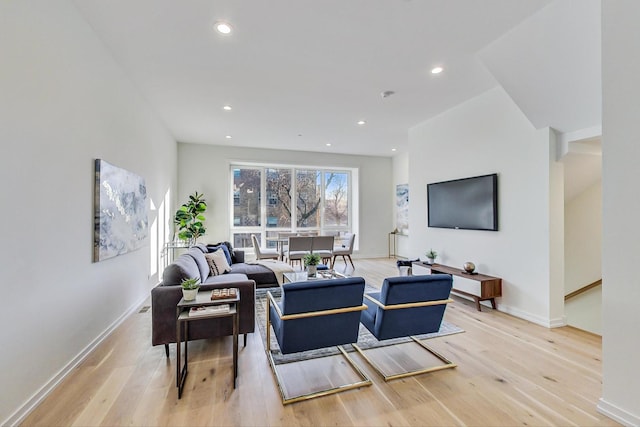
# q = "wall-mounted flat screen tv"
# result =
<box><xmin>427</xmin><ymin>173</ymin><xmax>498</xmax><ymax>231</ymax></box>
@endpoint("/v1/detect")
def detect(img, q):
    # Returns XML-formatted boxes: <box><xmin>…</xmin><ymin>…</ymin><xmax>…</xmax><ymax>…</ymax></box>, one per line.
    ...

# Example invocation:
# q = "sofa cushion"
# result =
<box><xmin>208</xmin><ymin>241</ymin><xmax>235</xmax><ymax>263</ymax></box>
<box><xmin>186</xmin><ymin>248</ymin><xmax>210</xmax><ymax>283</ymax></box>
<box><xmin>207</xmin><ymin>244</ymin><xmax>232</xmax><ymax>265</ymax></box>
<box><xmin>193</xmin><ymin>243</ymin><xmax>208</xmax><ymax>253</ymax></box>
<box><xmin>205</xmin><ymin>249</ymin><xmax>232</xmax><ymax>275</ymax></box>
<box><xmin>161</xmin><ymin>254</ymin><xmax>200</xmax><ymax>286</ymax></box>
<box><xmin>230</xmin><ymin>262</ymin><xmax>278</xmax><ymax>287</ymax></box>
<box><xmin>203</xmin><ymin>273</ymin><xmax>249</xmax><ymax>284</ymax></box>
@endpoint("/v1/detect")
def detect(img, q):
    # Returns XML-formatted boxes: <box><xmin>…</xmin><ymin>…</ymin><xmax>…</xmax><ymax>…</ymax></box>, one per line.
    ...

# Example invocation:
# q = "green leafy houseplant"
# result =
<box><xmin>174</xmin><ymin>192</ymin><xmax>207</xmax><ymax>244</ymax></box>
<box><xmin>303</xmin><ymin>253</ymin><xmax>322</xmax><ymax>266</ymax></box>
<box><xmin>181</xmin><ymin>277</ymin><xmax>200</xmax><ymax>290</ymax></box>
<box><xmin>303</xmin><ymin>253</ymin><xmax>322</xmax><ymax>278</ymax></box>
<box><xmin>426</xmin><ymin>249</ymin><xmax>438</xmax><ymax>263</ymax></box>
<box><xmin>181</xmin><ymin>277</ymin><xmax>200</xmax><ymax>301</ymax></box>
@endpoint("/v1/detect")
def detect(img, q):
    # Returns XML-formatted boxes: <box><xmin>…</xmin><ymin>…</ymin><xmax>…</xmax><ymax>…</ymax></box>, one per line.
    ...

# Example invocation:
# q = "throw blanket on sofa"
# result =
<box><xmin>248</xmin><ymin>260</ymin><xmax>295</xmax><ymax>285</ymax></box>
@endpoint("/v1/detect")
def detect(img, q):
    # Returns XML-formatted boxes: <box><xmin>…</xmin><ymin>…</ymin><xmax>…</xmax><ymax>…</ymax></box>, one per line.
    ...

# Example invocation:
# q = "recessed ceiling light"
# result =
<box><xmin>326</xmin><ymin>143</ymin><xmax>332</xmax><ymax>147</ymax></box>
<box><xmin>223</xmin><ymin>105</ymin><xmax>232</xmax><ymax>111</ymax></box>
<box><xmin>215</xmin><ymin>21</ymin><xmax>233</xmax><ymax>35</ymax></box>
<box><xmin>225</xmin><ymin>135</ymin><xmax>232</xmax><ymax>139</ymax></box>
<box><xmin>391</xmin><ymin>148</ymin><xmax>397</xmax><ymax>152</ymax></box>
<box><xmin>431</xmin><ymin>66</ymin><xmax>443</xmax><ymax>74</ymax></box>
<box><xmin>357</xmin><ymin>120</ymin><xmax>366</xmax><ymax>126</ymax></box>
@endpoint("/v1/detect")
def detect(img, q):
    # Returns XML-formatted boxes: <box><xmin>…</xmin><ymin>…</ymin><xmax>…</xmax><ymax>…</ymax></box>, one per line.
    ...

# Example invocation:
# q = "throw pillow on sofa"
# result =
<box><xmin>207</xmin><ymin>244</ymin><xmax>232</xmax><ymax>265</ymax></box>
<box><xmin>205</xmin><ymin>249</ymin><xmax>232</xmax><ymax>276</ymax></box>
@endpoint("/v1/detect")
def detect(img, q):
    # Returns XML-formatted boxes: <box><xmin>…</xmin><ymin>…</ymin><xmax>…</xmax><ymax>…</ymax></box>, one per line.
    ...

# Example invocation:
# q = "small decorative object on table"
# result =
<box><xmin>425</xmin><ymin>249</ymin><xmax>438</xmax><ymax>265</ymax></box>
<box><xmin>303</xmin><ymin>253</ymin><xmax>322</xmax><ymax>277</ymax></box>
<box><xmin>180</xmin><ymin>277</ymin><xmax>200</xmax><ymax>301</ymax></box>
<box><xmin>463</xmin><ymin>262</ymin><xmax>476</xmax><ymax>274</ymax></box>
<box><xmin>211</xmin><ymin>288</ymin><xmax>238</xmax><ymax>300</ymax></box>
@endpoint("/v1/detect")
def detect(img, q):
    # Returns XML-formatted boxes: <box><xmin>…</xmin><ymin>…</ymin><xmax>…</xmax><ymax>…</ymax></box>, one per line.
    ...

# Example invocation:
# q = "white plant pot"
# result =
<box><xmin>307</xmin><ymin>265</ymin><xmax>317</xmax><ymax>277</ymax></box>
<box><xmin>182</xmin><ymin>288</ymin><xmax>199</xmax><ymax>301</ymax></box>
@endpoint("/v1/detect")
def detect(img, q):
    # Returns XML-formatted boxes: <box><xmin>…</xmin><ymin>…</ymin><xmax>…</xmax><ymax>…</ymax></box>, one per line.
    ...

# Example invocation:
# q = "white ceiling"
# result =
<box><xmin>72</xmin><ymin>0</ymin><xmax>601</xmax><ymax>158</ymax></box>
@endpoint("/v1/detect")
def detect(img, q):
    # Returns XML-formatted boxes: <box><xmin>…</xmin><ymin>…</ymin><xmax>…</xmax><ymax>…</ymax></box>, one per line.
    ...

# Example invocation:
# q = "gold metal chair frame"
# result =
<box><xmin>353</xmin><ymin>294</ymin><xmax>457</xmax><ymax>381</ymax></box>
<box><xmin>266</xmin><ymin>291</ymin><xmax>372</xmax><ymax>404</ymax></box>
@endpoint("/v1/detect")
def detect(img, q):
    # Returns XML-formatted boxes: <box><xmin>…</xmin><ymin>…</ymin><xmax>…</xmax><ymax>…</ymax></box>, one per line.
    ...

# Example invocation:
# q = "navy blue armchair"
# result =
<box><xmin>355</xmin><ymin>274</ymin><xmax>457</xmax><ymax>381</ymax></box>
<box><xmin>266</xmin><ymin>277</ymin><xmax>371</xmax><ymax>404</ymax></box>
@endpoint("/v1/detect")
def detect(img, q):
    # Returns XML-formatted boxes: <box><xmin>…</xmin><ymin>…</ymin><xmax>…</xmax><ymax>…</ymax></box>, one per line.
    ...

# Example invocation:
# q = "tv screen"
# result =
<box><xmin>427</xmin><ymin>174</ymin><xmax>498</xmax><ymax>231</ymax></box>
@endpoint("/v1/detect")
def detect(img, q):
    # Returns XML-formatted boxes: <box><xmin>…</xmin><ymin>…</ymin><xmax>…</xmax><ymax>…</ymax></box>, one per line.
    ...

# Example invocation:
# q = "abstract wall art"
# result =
<box><xmin>94</xmin><ymin>159</ymin><xmax>148</xmax><ymax>262</ymax></box>
<box><xmin>396</xmin><ymin>183</ymin><xmax>409</xmax><ymax>234</ymax></box>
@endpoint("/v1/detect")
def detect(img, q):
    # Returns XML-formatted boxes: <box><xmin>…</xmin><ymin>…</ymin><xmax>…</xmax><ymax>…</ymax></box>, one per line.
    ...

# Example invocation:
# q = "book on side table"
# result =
<box><xmin>189</xmin><ymin>304</ymin><xmax>230</xmax><ymax>317</ymax></box>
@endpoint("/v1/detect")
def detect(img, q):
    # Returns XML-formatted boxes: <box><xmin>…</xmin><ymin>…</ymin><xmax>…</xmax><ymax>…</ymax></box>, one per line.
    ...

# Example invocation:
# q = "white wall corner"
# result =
<box><xmin>597</xmin><ymin>398</ymin><xmax>640</xmax><ymax>427</ymax></box>
<box><xmin>557</xmin><ymin>126</ymin><xmax>602</xmax><ymax>160</ymax></box>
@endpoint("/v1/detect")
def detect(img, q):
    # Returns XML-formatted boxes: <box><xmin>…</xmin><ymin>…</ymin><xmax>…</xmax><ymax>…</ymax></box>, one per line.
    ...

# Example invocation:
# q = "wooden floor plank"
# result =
<box><xmin>20</xmin><ymin>258</ymin><xmax>618</xmax><ymax>427</ymax></box>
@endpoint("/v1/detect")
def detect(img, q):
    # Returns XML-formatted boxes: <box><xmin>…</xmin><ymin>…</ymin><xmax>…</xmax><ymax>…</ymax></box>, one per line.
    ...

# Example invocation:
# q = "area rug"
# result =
<box><xmin>255</xmin><ymin>286</ymin><xmax>464</xmax><ymax>365</ymax></box>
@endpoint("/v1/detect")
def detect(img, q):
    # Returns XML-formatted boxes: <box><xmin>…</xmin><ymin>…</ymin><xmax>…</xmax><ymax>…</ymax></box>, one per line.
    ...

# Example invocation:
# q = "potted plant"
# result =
<box><xmin>426</xmin><ymin>249</ymin><xmax>438</xmax><ymax>265</ymax></box>
<box><xmin>181</xmin><ymin>277</ymin><xmax>201</xmax><ymax>301</ymax></box>
<box><xmin>303</xmin><ymin>253</ymin><xmax>322</xmax><ymax>277</ymax></box>
<box><xmin>174</xmin><ymin>191</ymin><xmax>207</xmax><ymax>245</ymax></box>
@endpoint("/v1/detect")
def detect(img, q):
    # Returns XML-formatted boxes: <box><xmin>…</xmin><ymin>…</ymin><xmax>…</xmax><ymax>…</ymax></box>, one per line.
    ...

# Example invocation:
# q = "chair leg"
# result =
<box><xmin>164</xmin><ymin>344</ymin><xmax>169</xmax><ymax>358</ymax></box>
<box><xmin>244</xmin><ymin>333</ymin><xmax>247</xmax><ymax>347</ymax></box>
<box><xmin>266</xmin><ymin>345</ymin><xmax>372</xmax><ymax>405</ymax></box>
<box><xmin>347</xmin><ymin>255</ymin><xmax>354</xmax><ymax>269</ymax></box>
<box><xmin>353</xmin><ymin>336</ymin><xmax>456</xmax><ymax>381</ymax></box>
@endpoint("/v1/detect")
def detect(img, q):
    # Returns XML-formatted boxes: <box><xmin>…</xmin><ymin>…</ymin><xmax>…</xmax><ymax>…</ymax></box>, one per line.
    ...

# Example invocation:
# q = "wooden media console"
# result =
<box><xmin>412</xmin><ymin>262</ymin><xmax>502</xmax><ymax>311</ymax></box>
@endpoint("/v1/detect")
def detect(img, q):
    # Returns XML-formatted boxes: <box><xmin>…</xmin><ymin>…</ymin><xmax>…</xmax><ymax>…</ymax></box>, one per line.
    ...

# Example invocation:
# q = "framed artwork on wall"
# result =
<box><xmin>396</xmin><ymin>184</ymin><xmax>409</xmax><ymax>234</ymax></box>
<box><xmin>94</xmin><ymin>159</ymin><xmax>148</xmax><ymax>262</ymax></box>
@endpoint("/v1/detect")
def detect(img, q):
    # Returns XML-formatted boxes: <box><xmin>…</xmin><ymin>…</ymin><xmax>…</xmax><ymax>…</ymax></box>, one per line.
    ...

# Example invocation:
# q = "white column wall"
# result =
<box><xmin>177</xmin><ymin>143</ymin><xmax>392</xmax><ymax>259</ymax></box>
<box><xmin>408</xmin><ymin>87</ymin><xmax>564</xmax><ymax>326</ymax></box>
<box><xmin>392</xmin><ymin>152</ymin><xmax>411</xmax><ymax>258</ymax></box>
<box><xmin>0</xmin><ymin>2</ymin><xmax>177</xmax><ymax>424</ymax></box>
<box><xmin>599</xmin><ymin>1</ymin><xmax>640</xmax><ymax>424</ymax></box>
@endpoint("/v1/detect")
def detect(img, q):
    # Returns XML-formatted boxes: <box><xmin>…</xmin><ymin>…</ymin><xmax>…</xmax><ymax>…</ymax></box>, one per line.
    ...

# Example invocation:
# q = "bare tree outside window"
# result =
<box><xmin>232</xmin><ymin>168</ymin><xmax>261</xmax><ymax>226</ymax></box>
<box><xmin>324</xmin><ymin>172</ymin><xmax>349</xmax><ymax>226</ymax></box>
<box><xmin>296</xmin><ymin>170</ymin><xmax>321</xmax><ymax>228</ymax></box>
<box><xmin>266</xmin><ymin>168</ymin><xmax>292</xmax><ymax>228</ymax></box>
<box><xmin>230</xmin><ymin>165</ymin><xmax>351</xmax><ymax>248</ymax></box>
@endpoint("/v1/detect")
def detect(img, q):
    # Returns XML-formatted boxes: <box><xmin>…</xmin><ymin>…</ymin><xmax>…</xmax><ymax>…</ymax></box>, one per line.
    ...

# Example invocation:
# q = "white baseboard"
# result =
<box><xmin>3</xmin><ymin>294</ymin><xmax>149</xmax><ymax>427</ymax></box>
<box><xmin>499</xmin><ymin>304</ymin><xmax>566</xmax><ymax>328</ymax></box>
<box><xmin>598</xmin><ymin>398</ymin><xmax>640</xmax><ymax>426</ymax></box>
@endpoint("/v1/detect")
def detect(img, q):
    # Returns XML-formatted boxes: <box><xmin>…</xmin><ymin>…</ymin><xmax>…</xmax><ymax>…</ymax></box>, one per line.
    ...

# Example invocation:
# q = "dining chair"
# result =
<box><xmin>284</xmin><ymin>236</ymin><xmax>312</xmax><ymax>267</ymax></box>
<box><xmin>311</xmin><ymin>236</ymin><xmax>334</xmax><ymax>267</ymax></box>
<box><xmin>332</xmin><ymin>233</ymin><xmax>355</xmax><ymax>268</ymax></box>
<box><xmin>251</xmin><ymin>234</ymin><xmax>279</xmax><ymax>260</ymax></box>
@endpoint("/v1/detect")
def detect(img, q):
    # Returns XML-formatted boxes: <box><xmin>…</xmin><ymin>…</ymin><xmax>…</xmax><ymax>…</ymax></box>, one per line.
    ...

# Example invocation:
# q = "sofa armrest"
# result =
<box><xmin>151</xmin><ymin>279</ymin><xmax>255</xmax><ymax>347</ymax></box>
<box><xmin>233</xmin><ymin>249</ymin><xmax>245</xmax><ymax>263</ymax></box>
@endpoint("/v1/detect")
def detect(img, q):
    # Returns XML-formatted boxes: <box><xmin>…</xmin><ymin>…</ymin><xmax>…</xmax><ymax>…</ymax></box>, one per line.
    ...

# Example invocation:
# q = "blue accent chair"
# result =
<box><xmin>266</xmin><ymin>277</ymin><xmax>372</xmax><ymax>403</ymax></box>
<box><xmin>355</xmin><ymin>274</ymin><xmax>458</xmax><ymax>381</ymax></box>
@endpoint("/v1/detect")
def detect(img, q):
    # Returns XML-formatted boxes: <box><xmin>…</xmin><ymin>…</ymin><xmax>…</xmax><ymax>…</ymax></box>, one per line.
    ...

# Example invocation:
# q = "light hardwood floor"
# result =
<box><xmin>21</xmin><ymin>258</ymin><xmax>618</xmax><ymax>426</ymax></box>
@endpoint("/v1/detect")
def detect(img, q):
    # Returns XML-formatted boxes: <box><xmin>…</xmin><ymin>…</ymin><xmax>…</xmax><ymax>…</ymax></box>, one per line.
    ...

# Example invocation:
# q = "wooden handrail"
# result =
<box><xmin>564</xmin><ymin>279</ymin><xmax>602</xmax><ymax>301</ymax></box>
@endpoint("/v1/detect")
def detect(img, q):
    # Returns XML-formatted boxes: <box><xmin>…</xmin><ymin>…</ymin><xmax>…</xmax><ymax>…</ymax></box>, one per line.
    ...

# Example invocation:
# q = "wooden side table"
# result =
<box><xmin>413</xmin><ymin>262</ymin><xmax>502</xmax><ymax>311</ymax></box>
<box><xmin>176</xmin><ymin>289</ymin><xmax>240</xmax><ymax>398</ymax></box>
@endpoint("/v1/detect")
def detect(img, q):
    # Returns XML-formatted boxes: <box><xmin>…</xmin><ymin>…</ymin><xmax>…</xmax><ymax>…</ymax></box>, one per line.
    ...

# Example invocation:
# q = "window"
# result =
<box><xmin>230</xmin><ymin>164</ymin><xmax>354</xmax><ymax>248</ymax></box>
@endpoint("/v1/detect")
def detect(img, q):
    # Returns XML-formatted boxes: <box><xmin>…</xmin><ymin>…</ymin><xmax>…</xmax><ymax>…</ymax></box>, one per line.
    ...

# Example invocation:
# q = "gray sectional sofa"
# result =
<box><xmin>151</xmin><ymin>243</ymin><xmax>278</xmax><ymax>355</ymax></box>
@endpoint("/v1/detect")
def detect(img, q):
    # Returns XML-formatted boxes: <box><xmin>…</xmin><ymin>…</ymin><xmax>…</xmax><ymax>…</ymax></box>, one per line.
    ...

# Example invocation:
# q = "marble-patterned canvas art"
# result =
<box><xmin>396</xmin><ymin>184</ymin><xmax>409</xmax><ymax>233</ymax></box>
<box><xmin>94</xmin><ymin>159</ymin><xmax>148</xmax><ymax>262</ymax></box>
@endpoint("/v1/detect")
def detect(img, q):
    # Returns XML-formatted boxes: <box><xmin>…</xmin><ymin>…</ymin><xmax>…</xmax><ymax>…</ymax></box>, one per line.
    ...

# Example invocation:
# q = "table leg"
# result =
<box><xmin>233</xmin><ymin>309</ymin><xmax>238</xmax><ymax>388</ymax></box>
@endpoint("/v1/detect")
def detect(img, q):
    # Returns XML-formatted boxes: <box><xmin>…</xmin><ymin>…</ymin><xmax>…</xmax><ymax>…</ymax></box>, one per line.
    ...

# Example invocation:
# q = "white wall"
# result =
<box><xmin>599</xmin><ymin>1</ymin><xmax>640</xmax><ymax>424</ymax></box>
<box><xmin>0</xmin><ymin>2</ymin><xmax>177</xmax><ymax>425</ymax></box>
<box><xmin>565</xmin><ymin>181</ymin><xmax>602</xmax><ymax>294</ymax></box>
<box><xmin>564</xmin><ymin>181</ymin><xmax>602</xmax><ymax>335</ymax></box>
<box><xmin>392</xmin><ymin>152</ymin><xmax>411</xmax><ymax>258</ymax></box>
<box><xmin>177</xmin><ymin>143</ymin><xmax>392</xmax><ymax>258</ymax></box>
<box><xmin>407</xmin><ymin>86</ymin><xmax>565</xmax><ymax>327</ymax></box>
